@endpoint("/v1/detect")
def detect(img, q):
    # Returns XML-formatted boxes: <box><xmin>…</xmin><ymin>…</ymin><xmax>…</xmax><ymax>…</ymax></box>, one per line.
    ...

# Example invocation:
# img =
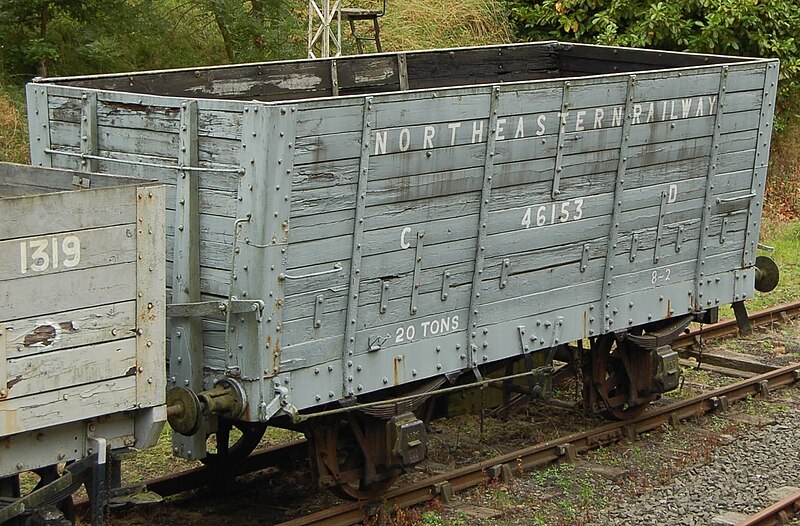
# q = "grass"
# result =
<box><xmin>376</xmin><ymin>0</ymin><xmax>513</xmax><ymax>52</ymax></box>
<box><xmin>0</xmin><ymin>80</ymin><xmax>29</xmax><ymax>164</ymax></box>
<box><xmin>749</xmin><ymin>218</ymin><xmax>800</xmax><ymax>310</ymax></box>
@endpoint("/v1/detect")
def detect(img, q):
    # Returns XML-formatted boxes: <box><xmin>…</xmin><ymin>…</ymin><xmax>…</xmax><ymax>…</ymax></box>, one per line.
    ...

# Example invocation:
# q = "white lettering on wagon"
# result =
<box><xmin>19</xmin><ymin>235</ymin><xmax>81</xmax><ymax>274</ymax></box>
<box><xmin>520</xmin><ymin>198</ymin><xmax>585</xmax><ymax>229</ymax></box>
<box><xmin>372</xmin><ymin>96</ymin><xmax>718</xmax><ymax>156</ymax></box>
<box><xmin>394</xmin><ymin>315</ymin><xmax>460</xmax><ymax>344</ymax></box>
<box><xmin>400</xmin><ymin>227</ymin><xmax>413</xmax><ymax>249</ymax></box>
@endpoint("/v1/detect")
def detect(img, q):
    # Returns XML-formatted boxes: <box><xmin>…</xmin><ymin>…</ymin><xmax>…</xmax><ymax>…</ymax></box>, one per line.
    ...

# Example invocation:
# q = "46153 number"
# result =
<box><xmin>520</xmin><ymin>198</ymin><xmax>585</xmax><ymax>229</ymax></box>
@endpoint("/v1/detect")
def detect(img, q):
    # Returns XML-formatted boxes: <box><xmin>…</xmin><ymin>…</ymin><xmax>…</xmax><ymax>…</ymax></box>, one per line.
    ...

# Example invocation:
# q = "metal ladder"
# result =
<box><xmin>341</xmin><ymin>0</ymin><xmax>386</xmax><ymax>53</ymax></box>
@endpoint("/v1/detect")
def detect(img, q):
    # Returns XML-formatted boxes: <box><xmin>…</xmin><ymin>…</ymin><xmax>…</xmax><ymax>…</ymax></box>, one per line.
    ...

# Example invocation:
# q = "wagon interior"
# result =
<box><xmin>47</xmin><ymin>42</ymin><xmax>753</xmax><ymax>101</ymax></box>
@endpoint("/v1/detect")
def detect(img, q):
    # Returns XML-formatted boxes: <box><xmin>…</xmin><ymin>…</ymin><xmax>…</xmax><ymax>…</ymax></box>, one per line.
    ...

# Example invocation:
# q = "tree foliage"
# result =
<box><xmin>0</xmin><ymin>0</ymin><xmax>306</xmax><ymax>80</ymax></box>
<box><xmin>511</xmin><ymin>0</ymin><xmax>800</xmax><ymax>104</ymax></box>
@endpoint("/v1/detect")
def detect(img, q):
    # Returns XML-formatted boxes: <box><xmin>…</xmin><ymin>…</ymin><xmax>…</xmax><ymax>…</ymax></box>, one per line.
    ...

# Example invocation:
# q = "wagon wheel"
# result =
<box><xmin>583</xmin><ymin>334</ymin><xmax>657</xmax><ymax>420</ymax></box>
<box><xmin>308</xmin><ymin>420</ymin><xmax>400</xmax><ymax>501</ymax></box>
<box><xmin>201</xmin><ymin>419</ymin><xmax>267</xmax><ymax>469</ymax></box>
<box><xmin>328</xmin><ymin>450</ymin><xmax>399</xmax><ymax>501</ymax></box>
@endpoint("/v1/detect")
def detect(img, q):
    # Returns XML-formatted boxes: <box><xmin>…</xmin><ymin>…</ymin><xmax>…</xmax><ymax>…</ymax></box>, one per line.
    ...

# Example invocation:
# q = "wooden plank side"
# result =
<box><xmin>405</xmin><ymin>45</ymin><xmax>559</xmax><ymax>89</ymax></box>
<box><xmin>4</xmin><ymin>339</ymin><xmax>136</xmax><ymax>400</ymax></box>
<box><xmin>2</xmin><ymin>262</ymin><xmax>137</xmax><ymax>321</ymax></box>
<box><xmin>557</xmin><ymin>43</ymin><xmax>751</xmax><ymax>69</ymax></box>
<box><xmin>0</xmin><ymin>186</ymin><xmax>137</xmax><ymax>240</ymax></box>
<box><xmin>4</xmin><ymin>301</ymin><xmax>137</xmax><ymax>359</ymax></box>
<box><xmin>0</xmin><ymin>376</ymin><xmax>137</xmax><ymax>436</ymax></box>
<box><xmin>0</xmin><ymin>224</ymin><xmax>136</xmax><ymax>282</ymax></box>
<box><xmin>57</xmin><ymin>60</ymin><xmax>333</xmax><ymax>100</ymax></box>
<box><xmin>50</xmin><ymin>93</ymin><xmax>245</xmax><ymax>143</ymax></box>
<box><xmin>337</xmin><ymin>55</ymin><xmax>401</xmax><ymax>95</ymax></box>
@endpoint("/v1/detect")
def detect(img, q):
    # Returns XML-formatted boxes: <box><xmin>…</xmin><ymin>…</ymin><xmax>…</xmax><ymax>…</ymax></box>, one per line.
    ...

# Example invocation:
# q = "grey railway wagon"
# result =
<box><xmin>0</xmin><ymin>163</ymin><xmax>166</xmax><ymax>479</ymax></box>
<box><xmin>26</xmin><ymin>42</ymin><xmax>777</xmax><ymax>461</ymax></box>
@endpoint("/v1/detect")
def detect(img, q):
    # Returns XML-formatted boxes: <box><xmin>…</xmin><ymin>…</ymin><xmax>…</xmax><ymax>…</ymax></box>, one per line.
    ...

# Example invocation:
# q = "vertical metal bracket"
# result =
<box><xmin>720</xmin><ymin>216</ymin><xmax>729</xmax><ymax>245</ymax></box>
<box><xmin>236</xmin><ymin>104</ymin><xmax>296</xmax><ymax>416</ymax></box>
<box><xmin>314</xmin><ymin>295</ymin><xmax>325</xmax><ymax>329</ymax></box>
<box><xmin>466</xmin><ymin>86</ymin><xmax>501</xmax><ymax>370</ymax></box>
<box><xmin>675</xmin><ymin>225</ymin><xmax>684</xmax><ymax>253</ymax></box>
<box><xmin>0</xmin><ymin>327</ymin><xmax>8</xmax><ymax>400</ymax></box>
<box><xmin>330</xmin><ymin>59</ymin><xmax>340</xmax><ymax>97</ymax></box>
<box><xmin>601</xmin><ymin>75</ymin><xmax>637</xmax><ymax>332</ymax></box>
<box><xmin>440</xmin><ymin>270</ymin><xmax>450</xmax><ymax>301</ymax></box>
<box><xmin>694</xmin><ymin>66</ymin><xmax>728</xmax><ymax>310</ymax></box>
<box><xmin>654</xmin><ymin>190</ymin><xmax>668</xmax><ymax>263</ymax></box>
<box><xmin>87</xmin><ymin>436</ymin><xmax>108</xmax><ymax>526</ymax></box>
<box><xmin>173</xmin><ymin>100</ymin><xmax>201</xmax><ymax>312</ymax></box>
<box><xmin>517</xmin><ymin>326</ymin><xmax>529</xmax><ymax>353</ymax></box>
<box><xmin>743</xmin><ymin>61</ymin><xmax>779</xmax><ymax>267</ymax></box>
<box><xmin>341</xmin><ymin>96</ymin><xmax>374</xmax><ymax>397</ymax></box>
<box><xmin>171</xmin><ymin>100</ymin><xmax>205</xmax><ymax>460</ymax></box>
<box><xmin>551</xmin><ymin>316</ymin><xmax>564</xmax><ymax>346</ymax></box>
<box><xmin>580</xmin><ymin>244</ymin><xmax>589</xmax><ymax>273</ymax></box>
<box><xmin>26</xmin><ymin>84</ymin><xmax>53</xmax><ymax>167</ymax></box>
<box><xmin>397</xmin><ymin>53</ymin><xmax>409</xmax><ymax>91</ymax></box>
<box><xmin>732</xmin><ymin>301</ymin><xmax>752</xmax><ymax>334</ymax></box>
<box><xmin>552</xmin><ymin>81</ymin><xmax>570</xmax><ymax>199</ymax></box>
<box><xmin>410</xmin><ymin>231</ymin><xmax>425</xmax><ymax>315</ymax></box>
<box><xmin>380</xmin><ymin>280</ymin><xmax>389</xmax><ymax>313</ymax></box>
<box><xmin>499</xmin><ymin>258</ymin><xmax>510</xmax><ymax>289</ymax></box>
<box><xmin>629</xmin><ymin>233</ymin><xmax>638</xmax><ymax>262</ymax></box>
<box><xmin>733</xmin><ymin>269</ymin><xmax>749</xmax><ymax>301</ymax></box>
<box><xmin>80</xmin><ymin>92</ymin><xmax>98</xmax><ymax>173</ymax></box>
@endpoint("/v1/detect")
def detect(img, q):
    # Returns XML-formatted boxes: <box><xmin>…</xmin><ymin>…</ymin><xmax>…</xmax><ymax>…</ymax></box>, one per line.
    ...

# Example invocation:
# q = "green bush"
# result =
<box><xmin>510</xmin><ymin>0</ymin><xmax>800</xmax><ymax>106</ymax></box>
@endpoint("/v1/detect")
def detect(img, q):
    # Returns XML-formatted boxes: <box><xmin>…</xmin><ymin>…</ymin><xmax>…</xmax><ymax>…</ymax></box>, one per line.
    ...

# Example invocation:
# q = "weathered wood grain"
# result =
<box><xmin>5</xmin><ymin>339</ymin><xmax>136</xmax><ymax>400</ymax></box>
<box><xmin>5</xmin><ymin>301</ymin><xmax>137</xmax><ymax>359</ymax></box>
<box><xmin>0</xmin><ymin>376</ymin><xmax>137</xmax><ymax>436</ymax></box>
<box><xmin>0</xmin><ymin>185</ymin><xmax>138</xmax><ymax>240</ymax></box>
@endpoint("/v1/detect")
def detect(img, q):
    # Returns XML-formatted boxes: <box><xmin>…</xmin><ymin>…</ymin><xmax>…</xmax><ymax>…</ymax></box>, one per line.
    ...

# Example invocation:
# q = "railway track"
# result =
<box><xmin>81</xmin><ymin>301</ymin><xmax>800</xmax><ymax>521</ymax></box>
<box><xmin>737</xmin><ymin>489</ymin><xmax>800</xmax><ymax>526</ymax></box>
<box><xmin>673</xmin><ymin>302</ymin><xmax>800</xmax><ymax>351</ymax></box>
<box><xmin>278</xmin><ymin>363</ymin><xmax>800</xmax><ymax>526</ymax></box>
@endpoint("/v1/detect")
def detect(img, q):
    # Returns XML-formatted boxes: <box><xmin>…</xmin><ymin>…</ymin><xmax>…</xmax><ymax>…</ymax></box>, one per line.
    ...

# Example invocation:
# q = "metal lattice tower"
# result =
<box><xmin>308</xmin><ymin>0</ymin><xmax>342</xmax><ymax>58</ymax></box>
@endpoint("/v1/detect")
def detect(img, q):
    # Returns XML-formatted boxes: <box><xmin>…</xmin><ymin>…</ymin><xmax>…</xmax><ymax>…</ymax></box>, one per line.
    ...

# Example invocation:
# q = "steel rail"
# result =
<box><xmin>277</xmin><ymin>364</ymin><xmax>800</xmax><ymax>526</ymax></box>
<box><xmin>736</xmin><ymin>489</ymin><xmax>800</xmax><ymax>526</ymax></box>
<box><xmin>673</xmin><ymin>302</ymin><xmax>800</xmax><ymax>350</ymax></box>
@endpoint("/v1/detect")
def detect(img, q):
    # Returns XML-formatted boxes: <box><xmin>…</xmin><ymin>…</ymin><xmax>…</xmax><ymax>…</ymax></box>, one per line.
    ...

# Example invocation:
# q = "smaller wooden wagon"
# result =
<box><xmin>0</xmin><ymin>162</ymin><xmax>166</xmax><ymax>524</ymax></box>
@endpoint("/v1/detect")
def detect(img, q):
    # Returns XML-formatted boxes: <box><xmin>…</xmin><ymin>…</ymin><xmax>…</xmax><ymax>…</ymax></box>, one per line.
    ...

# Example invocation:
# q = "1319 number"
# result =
<box><xmin>20</xmin><ymin>235</ymin><xmax>81</xmax><ymax>274</ymax></box>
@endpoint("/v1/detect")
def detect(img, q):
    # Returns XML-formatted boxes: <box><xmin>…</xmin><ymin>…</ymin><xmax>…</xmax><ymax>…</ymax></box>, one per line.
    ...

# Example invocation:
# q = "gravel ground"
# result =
<box><xmin>588</xmin><ymin>409</ymin><xmax>800</xmax><ymax>525</ymax></box>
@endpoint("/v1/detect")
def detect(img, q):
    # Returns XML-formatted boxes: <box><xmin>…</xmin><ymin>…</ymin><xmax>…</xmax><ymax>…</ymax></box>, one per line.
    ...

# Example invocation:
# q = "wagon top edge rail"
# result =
<box><xmin>28</xmin><ymin>41</ymin><xmax>778</xmax><ymax>106</ymax></box>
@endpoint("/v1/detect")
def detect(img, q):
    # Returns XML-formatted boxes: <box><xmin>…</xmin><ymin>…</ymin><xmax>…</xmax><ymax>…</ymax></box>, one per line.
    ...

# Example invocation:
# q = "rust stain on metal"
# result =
<box><xmin>393</xmin><ymin>356</ymin><xmax>401</xmax><ymax>386</ymax></box>
<box><xmin>3</xmin><ymin>411</ymin><xmax>21</xmax><ymax>436</ymax></box>
<box><xmin>666</xmin><ymin>299</ymin><xmax>672</xmax><ymax>319</ymax></box>
<box><xmin>281</xmin><ymin>220</ymin><xmax>290</xmax><ymax>243</ymax></box>
<box><xmin>274</xmin><ymin>342</ymin><xmax>281</xmax><ymax>371</ymax></box>
<box><xmin>583</xmin><ymin>310</ymin><xmax>589</xmax><ymax>338</ymax></box>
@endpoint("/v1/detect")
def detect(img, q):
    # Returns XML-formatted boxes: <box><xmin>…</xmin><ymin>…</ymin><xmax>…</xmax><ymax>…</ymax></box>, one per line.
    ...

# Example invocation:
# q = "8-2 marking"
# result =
<box><xmin>651</xmin><ymin>267</ymin><xmax>671</xmax><ymax>284</ymax></box>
